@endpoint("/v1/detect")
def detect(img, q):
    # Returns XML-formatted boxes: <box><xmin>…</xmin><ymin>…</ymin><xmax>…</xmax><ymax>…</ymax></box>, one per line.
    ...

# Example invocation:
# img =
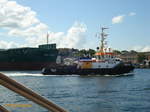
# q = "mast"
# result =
<box><xmin>46</xmin><ymin>32</ymin><xmax>49</xmax><ymax>44</ymax></box>
<box><xmin>100</xmin><ymin>27</ymin><xmax>108</xmax><ymax>53</ymax></box>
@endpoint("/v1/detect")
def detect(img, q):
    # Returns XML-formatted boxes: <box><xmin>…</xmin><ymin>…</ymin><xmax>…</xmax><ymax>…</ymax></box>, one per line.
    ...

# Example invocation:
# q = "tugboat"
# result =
<box><xmin>42</xmin><ymin>27</ymin><xmax>134</xmax><ymax>75</ymax></box>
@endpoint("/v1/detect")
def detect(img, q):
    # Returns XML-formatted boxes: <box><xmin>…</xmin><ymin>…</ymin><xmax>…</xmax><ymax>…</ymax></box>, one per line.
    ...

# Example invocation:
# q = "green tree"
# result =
<box><xmin>137</xmin><ymin>53</ymin><xmax>146</xmax><ymax>63</ymax></box>
<box><xmin>75</xmin><ymin>49</ymin><xmax>96</xmax><ymax>57</ymax></box>
<box><xmin>88</xmin><ymin>49</ymin><xmax>96</xmax><ymax>56</ymax></box>
<box><xmin>130</xmin><ymin>50</ymin><xmax>137</xmax><ymax>54</ymax></box>
<box><xmin>121</xmin><ymin>50</ymin><xmax>129</xmax><ymax>54</ymax></box>
<box><xmin>113</xmin><ymin>50</ymin><xmax>121</xmax><ymax>54</ymax></box>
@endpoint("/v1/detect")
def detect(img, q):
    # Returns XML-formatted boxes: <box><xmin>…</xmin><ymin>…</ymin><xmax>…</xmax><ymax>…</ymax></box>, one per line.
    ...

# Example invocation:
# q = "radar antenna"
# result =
<box><xmin>100</xmin><ymin>27</ymin><xmax>109</xmax><ymax>53</ymax></box>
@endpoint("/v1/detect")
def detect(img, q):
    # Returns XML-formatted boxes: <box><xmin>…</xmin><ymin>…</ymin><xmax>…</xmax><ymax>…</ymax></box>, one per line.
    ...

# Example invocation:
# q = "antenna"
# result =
<box><xmin>46</xmin><ymin>32</ymin><xmax>49</xmax><ymax>44</ymax></box>
<box><xmin>100</xmin><ymin>27</ymin><xmax>109</xmax><ymax>53</ymax></box>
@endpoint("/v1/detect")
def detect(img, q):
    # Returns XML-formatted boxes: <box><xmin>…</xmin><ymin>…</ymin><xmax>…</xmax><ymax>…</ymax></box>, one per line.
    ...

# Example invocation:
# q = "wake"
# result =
<box><xmin>0</xmin><ymin>71</ymin><xmax>43</xmax><ymax>77</ymax></box>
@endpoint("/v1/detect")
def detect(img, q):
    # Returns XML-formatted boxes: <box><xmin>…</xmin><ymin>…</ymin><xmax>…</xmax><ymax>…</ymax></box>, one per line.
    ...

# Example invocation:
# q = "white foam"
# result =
<box><xmin>0</xmin><ymin>71</ymin><xmax>43</xmax><ymax>77</ymax></box>
<box><xmin>0</xmin><ymin>71</ymin><xmax>134</xmax><ymax>77</ymax></box>
<box><xmin>0</xmin><ymin>71</ymin><xmax>80</xmax><ymax>77</ymax></box>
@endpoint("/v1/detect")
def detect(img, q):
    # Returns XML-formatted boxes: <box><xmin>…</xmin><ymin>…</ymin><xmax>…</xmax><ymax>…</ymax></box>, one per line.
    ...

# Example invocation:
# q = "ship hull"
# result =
<box><xmin>0</xmin><ymin>62</ymin><xmax>57</xmax><ymax>71</ymax></box>
<box><xmin>0</xmin><ymin>44</ymin><xmax>58</xmax><ymax>70</ymax></box>
<box><xmin>42</xmin><ymin>64</ymin><xmax>134</xmax><ymax>75</ymax></box>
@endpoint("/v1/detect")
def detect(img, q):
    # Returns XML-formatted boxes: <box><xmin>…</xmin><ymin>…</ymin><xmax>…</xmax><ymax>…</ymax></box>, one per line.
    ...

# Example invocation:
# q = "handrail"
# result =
<box><xmin>0</xmin><ymin>73</ymin><xmax>68</xmax><ymax>112</ymax></box>
<box><xmin>0</xmin><ymin>105</ymin><xmax>10</xmax><ymax>112</ymax></box>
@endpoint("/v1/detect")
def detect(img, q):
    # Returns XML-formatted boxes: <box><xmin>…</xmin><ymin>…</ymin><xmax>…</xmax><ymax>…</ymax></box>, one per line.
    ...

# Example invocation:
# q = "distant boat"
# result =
<box><xmin>42</xmin><ymin>27</ymin><xmax>134</xmax><ymax>75</ymax></box>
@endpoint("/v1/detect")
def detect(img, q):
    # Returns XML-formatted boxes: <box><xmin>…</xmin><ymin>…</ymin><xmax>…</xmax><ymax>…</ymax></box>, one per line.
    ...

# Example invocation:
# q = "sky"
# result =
<box><xmin>0</xmin><ymin>0</ymin><xmax>150</xmax><ymax>52</ymax></box>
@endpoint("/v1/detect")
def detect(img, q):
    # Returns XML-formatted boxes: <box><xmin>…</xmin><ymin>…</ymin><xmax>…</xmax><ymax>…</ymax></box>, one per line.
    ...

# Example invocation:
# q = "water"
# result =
<box><xmin>0</xmin><ymin>69</ymin><xmax>150</xmax><ymax>112</ymax></box>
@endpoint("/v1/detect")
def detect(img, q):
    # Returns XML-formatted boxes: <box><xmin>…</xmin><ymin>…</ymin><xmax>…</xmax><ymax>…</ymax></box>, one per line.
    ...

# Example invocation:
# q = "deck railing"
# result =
<box><xmin>0</xmin><ymin>73</ymin><xmax>68</xmax><ymax>112</ymax></box>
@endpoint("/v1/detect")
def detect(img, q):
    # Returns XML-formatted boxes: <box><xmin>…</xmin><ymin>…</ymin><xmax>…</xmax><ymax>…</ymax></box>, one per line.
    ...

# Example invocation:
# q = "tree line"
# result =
<box><xmin>58</xmin><ymin>48</ymin><xmax>149</xmax><ymax>63</ymax></box>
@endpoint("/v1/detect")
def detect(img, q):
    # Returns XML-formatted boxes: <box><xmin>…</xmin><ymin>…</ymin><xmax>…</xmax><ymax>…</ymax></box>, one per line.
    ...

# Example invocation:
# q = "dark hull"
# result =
<box><xmin>42</xmin><ymin>64</ymin><xmax>134</xmax><ymax>75</ymax></box>
<box><xmin>0</xmin><ymin>44</ymin><xmax>58</xmax><ymax>70</ymax></box>
<box><xmin>0</xmin><ymin>62</ymin><xmax>57</xmax><ymax>71</ymax></box>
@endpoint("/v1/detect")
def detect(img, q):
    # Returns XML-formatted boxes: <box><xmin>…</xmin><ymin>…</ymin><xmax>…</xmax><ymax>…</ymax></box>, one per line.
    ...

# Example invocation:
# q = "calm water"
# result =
<box><xmin>0</xmin><ymin>69</ymin><xmax>150</xmax><ymax>112</ymax></box>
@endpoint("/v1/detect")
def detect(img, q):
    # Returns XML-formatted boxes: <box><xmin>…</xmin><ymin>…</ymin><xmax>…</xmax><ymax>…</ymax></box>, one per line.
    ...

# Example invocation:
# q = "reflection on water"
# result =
<box><xmin>0</xmin><ymin>69</ymin><xmax>150</xmax><ymax>112</ymax></box>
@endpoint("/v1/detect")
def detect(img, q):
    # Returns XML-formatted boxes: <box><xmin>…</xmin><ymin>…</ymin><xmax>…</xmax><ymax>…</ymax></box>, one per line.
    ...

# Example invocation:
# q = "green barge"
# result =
<box><xmin>0</xmin><ymin>44</ymin><xmax>58</xmax><ymax>70</ymax></box>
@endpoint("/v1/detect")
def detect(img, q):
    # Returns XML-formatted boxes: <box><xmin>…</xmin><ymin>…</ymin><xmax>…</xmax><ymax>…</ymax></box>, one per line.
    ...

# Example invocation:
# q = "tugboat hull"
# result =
<box><xmin>42</xmin><ymin>64</ymin><xmax>134</xmax><ymax>75</ymax></box>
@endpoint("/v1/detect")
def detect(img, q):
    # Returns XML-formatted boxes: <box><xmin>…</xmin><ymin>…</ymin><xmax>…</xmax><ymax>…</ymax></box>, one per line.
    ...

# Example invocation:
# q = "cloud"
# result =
<box><xmin>26</xmin><ymin>22</ymin><xmax>87</xmax><ymax>49</ymax></box>
<box><xmin>0</xmin><ymin>0</ymin><xmax>39</xmax><ymax>29</ymax></box>
<box><xmin>129</xmin><ymin>12</ymin><xmax>136</xmax><ymax>16</ymax></box>
<box><xmin>112</xmin><ymin>12</ymin><xmax>136</xmax><ymax>24</ymax></box>
<box><xmin>112</xmin><ymin>15</ymin><xmax>125</xmax><ymax>24</ymax></box>
<box><xmin>8</xmin><ymin>23</ymin><xmax>48</xmax><ymax>38</ymax></box>
<box><xmin>130</xmin><ymin>46</ymin><xmax>150</xmax><ymax>52</ymax></box>
<box><xmin>0</xmin><ymin>40</ymin><xmax>20</xmax><ymax>49</ymax></box>
<box><xmin>0</xmin><ymin>0</ymin><xmax>87</xmax><ymax>49</ymax></box>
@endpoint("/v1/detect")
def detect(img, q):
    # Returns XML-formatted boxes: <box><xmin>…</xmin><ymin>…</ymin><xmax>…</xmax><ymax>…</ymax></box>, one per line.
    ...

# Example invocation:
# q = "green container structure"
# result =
<box><xmin>0</xmin><ymin>44</ymin><xmax>58</xmax><ymax>70</ymax></box>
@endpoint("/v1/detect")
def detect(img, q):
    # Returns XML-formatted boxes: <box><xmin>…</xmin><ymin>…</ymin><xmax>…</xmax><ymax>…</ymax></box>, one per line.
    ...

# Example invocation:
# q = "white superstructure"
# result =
<box><xmin>78</xmin><ymin>27</ymin><xmax>122</xmax><ymax>69</ymax></box>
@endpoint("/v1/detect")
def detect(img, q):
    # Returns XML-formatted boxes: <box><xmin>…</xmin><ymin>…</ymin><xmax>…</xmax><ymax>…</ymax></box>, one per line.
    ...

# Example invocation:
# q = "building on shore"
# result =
<box><xmin>116</xmin><ymin>51</ymin><xmax>138</xmax><ymax>64</ymax></box>
<box><xmin>142</xmin><ymin>52</ymin><xmax>150</xmax><ymax>67</ymax></box>
<box><xmin>115</xmin><ymin>51</ymin><xmax>150</xmax><ymax>68</ymax></box>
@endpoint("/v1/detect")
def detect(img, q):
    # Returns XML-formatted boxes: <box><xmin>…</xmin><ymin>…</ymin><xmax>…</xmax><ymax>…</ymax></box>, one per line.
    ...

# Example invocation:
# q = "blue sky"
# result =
<box><xmin>0</xmin><ymin>0</ymin><xmax>150</xmax><ymax>51</ymax></box>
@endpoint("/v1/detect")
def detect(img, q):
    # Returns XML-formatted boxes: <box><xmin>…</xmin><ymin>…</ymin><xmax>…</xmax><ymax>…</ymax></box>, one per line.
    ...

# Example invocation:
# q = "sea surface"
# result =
<box><xmin>0</xmin><ymin>69</ymin><xmax>150</xmax><ymax>112</ymax></box>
